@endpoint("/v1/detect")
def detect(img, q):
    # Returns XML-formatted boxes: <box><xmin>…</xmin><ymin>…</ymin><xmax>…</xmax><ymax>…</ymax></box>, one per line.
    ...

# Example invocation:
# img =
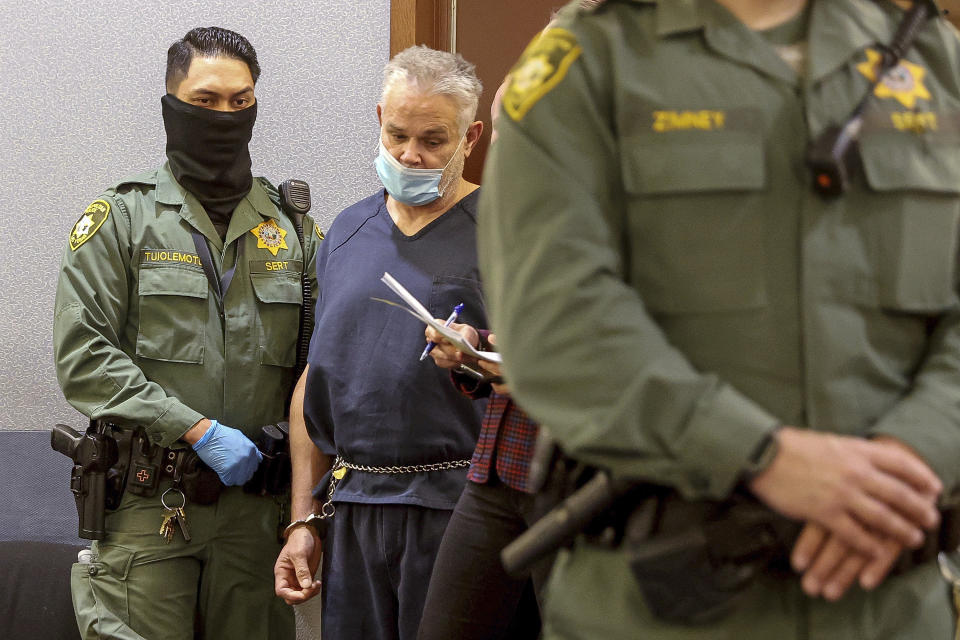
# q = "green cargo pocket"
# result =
<box><xmin>136</xmin><ymin>266</ymin><xmax>207</xmax><ymax>363</ymax></box>
<box><xmin>250</xmin><ymin>271</ymin><xmax>302</xmax><ymax>367</ymax></box>
<box><xmin>71</xmin><ymin>546</ymin><xmax>145</xmax><ymax>639</ymax></box>
<box><xmin>621</xmin><ymin>130</ymin><xmax>768</xmax><ymax>313</ymax></box>
<box><xmin>860</xmin><ymin>132</ymin><xmax>960</xmax><ymax>313</ymax></box>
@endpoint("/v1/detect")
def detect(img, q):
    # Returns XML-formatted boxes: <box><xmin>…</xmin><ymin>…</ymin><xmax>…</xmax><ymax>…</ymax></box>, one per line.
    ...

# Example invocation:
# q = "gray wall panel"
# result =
<box><xmin>0</xmin><ymin>0</ymin><xmax>389</xmax><ymax>433</ymax></box>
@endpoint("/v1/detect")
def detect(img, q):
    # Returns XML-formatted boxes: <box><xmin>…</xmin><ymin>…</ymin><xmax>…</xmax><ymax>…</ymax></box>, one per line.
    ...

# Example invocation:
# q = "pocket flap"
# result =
<box><xmin>250</xmin><ymin>273</ymin><xmax>302</xmax><ymax>305</ymax></box>
<box><xmin>622</xmin><ymin>131</ymin><xmax>765</xmax><ymax>195</ymax></box>
<box><xmin>861</xmin><ymin>133</ymin><xmax>960</xmax><ymax>194</ymax></box>
<box><xmin>138</xmin><ymin>267</ymin><xmax>208</xmax><ymax>298</ymax></box>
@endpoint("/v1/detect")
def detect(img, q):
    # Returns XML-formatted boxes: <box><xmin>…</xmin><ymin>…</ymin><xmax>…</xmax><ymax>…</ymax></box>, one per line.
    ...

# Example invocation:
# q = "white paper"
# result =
<box><xmin>377</xmin><ymin>272</ymin><xmax>502</xmax><ymax>363</ymax></box>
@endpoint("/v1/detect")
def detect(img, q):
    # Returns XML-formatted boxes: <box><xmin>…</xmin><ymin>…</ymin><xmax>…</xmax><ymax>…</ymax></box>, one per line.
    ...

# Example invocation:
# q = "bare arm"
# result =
<box><xmin>275</xmin><ymin>364</ymin><xmax>332</xmax><ymax>605</ymax></box>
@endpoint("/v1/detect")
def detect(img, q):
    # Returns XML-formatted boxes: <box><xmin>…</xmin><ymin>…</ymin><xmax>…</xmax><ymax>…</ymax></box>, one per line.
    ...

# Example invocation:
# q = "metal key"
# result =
<box><xmin>159</xmin><ymin>487</ymin><xmax>188</xmax><ymax>544</ymax></box>
<box><xmin>175</xmin><ymin>506</ymin><xmax>192</xmax><ymax>542</ymax></box>
<box><xmin>159</xmin><ymin>509</ymin><xmax>177</xmax><ymax>543</ymax></box>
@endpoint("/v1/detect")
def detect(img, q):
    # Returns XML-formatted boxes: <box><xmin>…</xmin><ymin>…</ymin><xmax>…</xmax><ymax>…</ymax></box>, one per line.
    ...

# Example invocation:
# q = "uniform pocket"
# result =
<box><xmin>860</xmin><ymin>133</ymin><xmax>960</xmax><ymax>313</ymax></box>
<box><xmin>622</xmin><ymin>130</ymin><xmax>768</xmax><ymax>314</ymax></box>
<box><xmin>250</xmin><ymin>272</ymin><xmax>302</xmax><ymax>367</ymax></box>
<box><xmin>136</xmin><ymin>267</ymin><xmax>207</xmax><ymax>363</ymax></box>
<box><xmin>71</xmin><ymin>546</ymin><xmax>139</xmax><ymax>636</ymax></box>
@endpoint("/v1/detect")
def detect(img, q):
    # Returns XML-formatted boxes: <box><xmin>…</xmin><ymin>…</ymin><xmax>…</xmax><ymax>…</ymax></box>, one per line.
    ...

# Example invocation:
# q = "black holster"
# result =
<box><xmin>243</xmin><ymin>422</ymin><xmax>291</xmax><ymax>497</ymax></box>
<box><xmin>181</xmin><ymin>452</ymin><xmax>223</xmax><ymax>505</ymax></box>
<box><xmin>623</xmin><ymin>494</ymin><xmax>800</xmax><ymax>625</ymax></box>
<box><xmin>50</xmin><ymin>420</ymin><xmax>124</xmax><ymax>540</ymax></box>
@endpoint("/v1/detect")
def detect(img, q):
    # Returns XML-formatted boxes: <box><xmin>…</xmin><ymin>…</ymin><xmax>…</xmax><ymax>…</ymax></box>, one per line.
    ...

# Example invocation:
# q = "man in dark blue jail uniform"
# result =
<box><xmin>273</xmin><ymin>45</ymin><xmax>487</xmax><ymax>640</ymax></box>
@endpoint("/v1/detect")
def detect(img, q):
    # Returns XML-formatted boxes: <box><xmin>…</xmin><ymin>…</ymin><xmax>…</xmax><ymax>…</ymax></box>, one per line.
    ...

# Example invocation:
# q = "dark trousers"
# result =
<box><xmin>322</xmin><ymin>502</ymin><xmax>452</xmax><ymax>640</ymax></box>
<box><xmin>417</xmin><ymin>477</ymin><xmax>552</xmax><ymax>640</ymax></box>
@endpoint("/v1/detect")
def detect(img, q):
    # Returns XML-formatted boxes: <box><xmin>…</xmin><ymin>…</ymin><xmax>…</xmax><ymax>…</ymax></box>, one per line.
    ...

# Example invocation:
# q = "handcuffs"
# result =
<box><xmin>282</xmin><ymin>513</ymin><xmax>328</xmax><ymax>541</ymax></box>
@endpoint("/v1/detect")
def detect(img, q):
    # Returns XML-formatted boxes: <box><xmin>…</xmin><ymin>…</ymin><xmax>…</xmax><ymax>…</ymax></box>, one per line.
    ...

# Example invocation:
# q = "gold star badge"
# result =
<box><xmin>70</xmin><ymin>199</ymin><xmax>110</xmax><ymax>251</ymax></box>
<box><xmin>250</xmin><ymin>219</ymin><xmax>288</xmax><ymax>256</ymax></box>
<box><xmin>856</xmin><ymin>48</ymin><xmax>932</xmax><ymax>109</ymax></box>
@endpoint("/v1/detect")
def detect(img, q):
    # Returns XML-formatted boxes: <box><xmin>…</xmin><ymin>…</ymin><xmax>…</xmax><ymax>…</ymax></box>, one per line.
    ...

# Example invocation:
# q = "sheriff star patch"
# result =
<box><xmin>250</xmin><ymin>219</ymin><xmax>289</xmax><ymax>256</ymax></box>
<box><xmin>70</xmin><ymin>199</ymin><xmax>110</xmax><ymax>251</ymax></box>
<box><xmin>503</xmin><ymin>28</ymin><xmax>583</xmax><ymax>122</ymax></box>
<box><xmin>857</xmin><ymin>48</ymin><xmax>932</xmax><ymax>109</ymax></box>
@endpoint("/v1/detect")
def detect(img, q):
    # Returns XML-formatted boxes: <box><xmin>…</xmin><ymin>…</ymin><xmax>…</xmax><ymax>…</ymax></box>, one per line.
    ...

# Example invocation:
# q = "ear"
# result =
<box><xmin>463</xmin><ymin>120</ymin><xmax>484</xmax><ymax>158</ymax></box>
<box><xmin>376</xmin><ymin>103</ymin><xmax>383</xmax><ymax>127</ymax></box>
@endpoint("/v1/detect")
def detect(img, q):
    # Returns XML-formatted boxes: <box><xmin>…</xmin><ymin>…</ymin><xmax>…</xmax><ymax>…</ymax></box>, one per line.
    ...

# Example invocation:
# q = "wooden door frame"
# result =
<box><xmin>390</xmin><ymin>0</ymin><xmax>455</xmax><ymax>56</ymax></box>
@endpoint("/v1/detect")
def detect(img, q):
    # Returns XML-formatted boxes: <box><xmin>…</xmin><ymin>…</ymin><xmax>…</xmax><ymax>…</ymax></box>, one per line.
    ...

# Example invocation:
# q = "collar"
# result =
<box><xmin>806</xmin><ymin>0</ymin><xmax>897</xmax><ymax>84</ymax></box>
<box><xmin>156</xmin><ymin>162</ymin><xmax>279</xmax><ymax>250</ymax></box>
<box><xmin>653</xmin><ymin>0</ymin><xmax>912</xmax><ymax>36</ymax></box>
<box><xmin>224</xmin><ymin>180</ymin><xmax>279</xmax><ymax>248</ymax></box>
<box><xmin>655</xmin><ymin>0</ymin><xmax>702</xmax><ymax>36</ymax></box>
<box><xmin>653</xmin><ymin>0</ymin><xmax>921</xmax><ymax>86</ymax></box>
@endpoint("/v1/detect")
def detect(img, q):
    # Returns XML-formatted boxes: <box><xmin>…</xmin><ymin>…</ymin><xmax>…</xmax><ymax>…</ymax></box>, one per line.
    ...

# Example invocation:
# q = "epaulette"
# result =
<box><xmin>256</xmin><ymin>176</ymin><xmax>282</xmax><ymax>209</ymax></box>
<box><xmin>111</xmin><ymin>169</ymin><xmax>157</xmax><ymax>191</ymax></box>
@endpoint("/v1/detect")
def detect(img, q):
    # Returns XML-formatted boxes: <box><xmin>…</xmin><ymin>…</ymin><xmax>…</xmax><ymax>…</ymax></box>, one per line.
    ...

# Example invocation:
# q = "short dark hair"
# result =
<box><xmin>165</xmin><ymin>27</ymin><xmax>261</xmax><ymax>92</ymax></box>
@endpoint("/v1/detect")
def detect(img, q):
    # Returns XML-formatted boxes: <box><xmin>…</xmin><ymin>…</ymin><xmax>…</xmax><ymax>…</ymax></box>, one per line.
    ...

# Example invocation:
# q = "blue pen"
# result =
<box><xmin>420</xmin><ymin>303</ymin><xmax>464</xmax><ymax>361</ymax></box>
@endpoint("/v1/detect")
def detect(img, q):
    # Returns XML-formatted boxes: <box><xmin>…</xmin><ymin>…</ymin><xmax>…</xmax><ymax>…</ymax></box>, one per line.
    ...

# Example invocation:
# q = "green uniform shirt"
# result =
<box><xmin>479</xmin><ymin>0</ymin><xmax>960</xmax><ymax>500</ymax></box>
<box><xmin>54</xmin><ymin>163</ymin><xmax>320</xmax><ymax>446</ymax></box>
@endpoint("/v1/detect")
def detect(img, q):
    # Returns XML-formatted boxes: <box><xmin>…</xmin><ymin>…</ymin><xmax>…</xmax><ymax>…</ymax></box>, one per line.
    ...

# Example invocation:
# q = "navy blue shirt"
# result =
<box><xmin>304</xmin><ymin>189</ymin><xmax>487</xmax><ymax>509</ymax></box>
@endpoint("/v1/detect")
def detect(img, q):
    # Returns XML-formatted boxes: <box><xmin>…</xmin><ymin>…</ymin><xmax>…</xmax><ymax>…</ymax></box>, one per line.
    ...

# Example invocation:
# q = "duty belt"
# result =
<box><xmin>126</xmin><ymin>445</ymin><xmax>190</xmax><ymax>495</ymax></box>
<box><xmin>592</xmin><ymin>490</ymin><xmax>960</xmax><ymax>579</ymax></box>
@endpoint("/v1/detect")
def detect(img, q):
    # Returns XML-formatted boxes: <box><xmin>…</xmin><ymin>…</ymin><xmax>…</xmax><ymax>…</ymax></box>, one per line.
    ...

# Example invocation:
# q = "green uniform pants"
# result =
<box><xmin>543</xmin><ymin>541</ymin><xmax>955</xmax><ymax>640</ymax></box>
<box><xmin>71</xmin><ymin>481</ymin><xmax>293</xmax><ymax>640</ymax></box>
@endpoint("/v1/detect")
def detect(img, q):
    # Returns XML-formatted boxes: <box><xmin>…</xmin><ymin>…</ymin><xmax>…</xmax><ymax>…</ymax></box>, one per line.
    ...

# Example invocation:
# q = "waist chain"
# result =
<box><xmin>338</xmin><ymin>456</ymin><xmax>471</xmax><ymax>475</ymax></box>
<box><xmin>318</xmin><ymin>454</ymin><xmax>471</xmax><ymax>518</ymax></box>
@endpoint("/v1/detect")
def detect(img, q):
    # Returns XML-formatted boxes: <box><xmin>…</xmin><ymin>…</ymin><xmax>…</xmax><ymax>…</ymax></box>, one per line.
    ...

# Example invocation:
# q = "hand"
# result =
<box><xmin>424</xmin><ymin>322</ymin><xmax>480</xmax><ymax>369</ymax></box>
<box><xmin>791</xmin><ymin>523</ymin><xmax>904</xmax><ymax>601</ymax></box>
<box><xmin>749</xmin><ymin>427</ymin><xmax>941</xmax><ymax>557</ymax></box>
<box><xmin>274</xmin><ymin>527</ymin><xmax>323</xmax><ymax>605</ymax></box>
<box><xmin>789</xmin><ymin>436</ymin><xmax>940</xmax><ymax>600</ymax></box>
<box><xmin>191</xmin><ymin>419</ymin><xmax>263</xmax><ymax>486</ymax></box>
<box><xmin>479</xmin><ymin>334</ymin><xmax>509</xmax><ymax>394</ymax></box>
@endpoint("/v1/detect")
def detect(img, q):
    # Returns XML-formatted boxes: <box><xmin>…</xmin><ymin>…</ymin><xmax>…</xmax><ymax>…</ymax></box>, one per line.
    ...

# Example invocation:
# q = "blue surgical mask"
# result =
<box><xmin>374</xmin><ymin>137</ymin><xmax>464</xmax><ymax>206</ymax></box>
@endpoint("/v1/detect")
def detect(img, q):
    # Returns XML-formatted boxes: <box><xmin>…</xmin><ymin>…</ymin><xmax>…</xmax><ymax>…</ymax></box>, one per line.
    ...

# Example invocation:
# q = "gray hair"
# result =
<box><xmin>381</xmin><ymin>45</ymin><xmax>483</xmax><ymax>134</ymax></box>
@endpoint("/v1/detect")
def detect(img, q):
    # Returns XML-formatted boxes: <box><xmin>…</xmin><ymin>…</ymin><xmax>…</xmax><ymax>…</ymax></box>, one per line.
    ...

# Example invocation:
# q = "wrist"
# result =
<box><xmin>183</xmin><ymin>418</ymin><xmax>214</xmax><ymax>446</ymax></box>
<box><xmin>283</xmin><ymin>513</ymin><xmax>328</xmax><ymax>541</ymax></box>
<box><xmin>743</xmin><ymin>426</ymin><xmax>782</xmax><ymax>487</ymax></box>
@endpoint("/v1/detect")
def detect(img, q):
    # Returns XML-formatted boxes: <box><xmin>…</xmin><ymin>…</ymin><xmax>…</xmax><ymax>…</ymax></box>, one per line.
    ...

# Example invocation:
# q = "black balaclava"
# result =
<box><xmin>161</xmin><ymin>93</ymin><xmax>257</xmax><ymax>238</ymax></box>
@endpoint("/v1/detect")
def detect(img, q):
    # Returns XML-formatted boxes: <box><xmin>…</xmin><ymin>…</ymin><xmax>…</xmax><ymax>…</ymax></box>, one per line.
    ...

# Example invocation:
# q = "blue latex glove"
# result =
<box><xmin>191</xmin><ymin>420</ymin><xmax>263</xmax><ymax>486</ymax></box>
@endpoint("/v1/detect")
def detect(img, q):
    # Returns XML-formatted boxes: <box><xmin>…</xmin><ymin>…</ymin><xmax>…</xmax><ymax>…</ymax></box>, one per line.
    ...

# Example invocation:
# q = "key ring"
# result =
<box><xmin>161</xmin><ymin>487</ymin><xmax>186</xmax><ymax>510</ymax></box>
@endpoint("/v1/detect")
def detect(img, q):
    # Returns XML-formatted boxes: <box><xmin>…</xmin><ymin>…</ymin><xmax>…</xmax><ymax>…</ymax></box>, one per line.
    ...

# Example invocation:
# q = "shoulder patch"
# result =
<box><xmin>503</xmin><ymin>28</ymin><xmax>583</xmax><ymax>122</ymax></box>
<box><xmin>70</xmin><ymin>199</ymin><xmax>110</xmax><ymax>251</ymax></box>
<box><xmin>314</xmin><ymin>223</ymin><xmax>325</xmax><ymax>241</ymax></box>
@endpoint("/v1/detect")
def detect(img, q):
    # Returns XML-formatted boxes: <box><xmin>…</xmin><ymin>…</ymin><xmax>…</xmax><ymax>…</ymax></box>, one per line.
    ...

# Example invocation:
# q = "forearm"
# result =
<box><xmin>868</xmin><ymin>310</ymin><xmax>960</xmax><ymax>495</ymax></box>
<box><xmin>288</xmin><ymin>365</ymin><xmax>331</xmax><ymax>519</ymax></box>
